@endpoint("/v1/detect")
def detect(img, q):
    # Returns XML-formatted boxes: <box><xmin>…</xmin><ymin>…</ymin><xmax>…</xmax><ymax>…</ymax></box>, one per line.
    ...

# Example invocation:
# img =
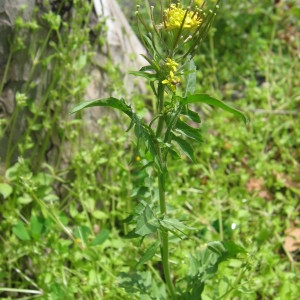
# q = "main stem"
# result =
<box><xmin>156</xmin><ymin>83</ymin><xmax>177</xmax><ymax>299</ymax></box>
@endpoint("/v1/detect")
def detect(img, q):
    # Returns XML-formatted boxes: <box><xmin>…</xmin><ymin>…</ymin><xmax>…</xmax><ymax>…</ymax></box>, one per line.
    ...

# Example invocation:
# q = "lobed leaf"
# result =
<box><xmin>135</xmin><ymin>205</ymin><xmax>159</xmax><ymax>236</ymax></box>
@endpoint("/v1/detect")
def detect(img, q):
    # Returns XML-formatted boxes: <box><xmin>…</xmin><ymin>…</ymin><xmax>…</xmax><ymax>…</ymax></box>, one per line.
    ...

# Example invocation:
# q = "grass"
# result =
<box><xmin>0</xmin><ymin>0</ymin><xmax>299</xmax><ymax>299</ymax></box>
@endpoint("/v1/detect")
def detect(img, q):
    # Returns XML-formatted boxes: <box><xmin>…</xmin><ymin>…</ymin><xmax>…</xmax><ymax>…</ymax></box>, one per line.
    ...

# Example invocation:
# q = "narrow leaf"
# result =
<box><xmin>175</xmin><ymin>119</ymin><xmax>202</xmax><ymax>143</ymax></box>
<box><xmin>207</xmin><ymin>241</ymin><xmax>227</xmax><ymax>256</ymax></box>
<box><xmin>165</xmin><ymin>108</ymin><xmax>182</xmax><ymax>144</ymax></box>
<box><xmin>70</xmin><ymin>97</ymin><xmax>133</xmax><ymax>117</ymax></box>
<box><xmin>179</xmin><ymin>94</ymin><xmax>249</xmax><ymax>125</ymax></box>
<box><xmin>124</xmin><ymin>229</ymin><xmax>140</xmax><ymax>239</ymax></box>
<box><xmin>138</xmin><ymin>125</ymin><xmax>162</xmax><ymax>172</ymax></box>
<box><xmin>184</xmin><ymin>59</ymin><xmax>197</xmax><ymax>97</ymax></box>
<box><xmin>142</xmin><ymin>34</ymin><xmax>158</xmax><ymax>59</ymax></box>
<box><xmin>172</xmin><ymin>135</ymin><xmax>195</xmax><ymax>162</ymax></box>
<box><xmin>139</xmin><ymin>65</ymin><xmax>155</xmax><ymax>72</ymax></box>
<box><xmin>150</xmin><ymin>81</ymin><xmax>158</xmax><ymax>97</ymax></box>
<box><xmin>164</xmin><ymin>143</ymin><xmax>181</xmax><ymax>160</ymax></box>
<box><xmin>181</xmin><ymin>108</ymin><xmax>201</xmax><ymax>123</ymax></box>
<box><xmin>129</xmin><ymin>71</ymin><xmax>156</xmax><ymax>81</ymax></box>
<box><xmin>160</xmin><ymin>217</ymin><xmax>195</xmax><ymax>232</ymax></box>
<box><xmin>136</xmin><ymin>241</ymin><xmax>160</xmax><ymax>267</ymax></box>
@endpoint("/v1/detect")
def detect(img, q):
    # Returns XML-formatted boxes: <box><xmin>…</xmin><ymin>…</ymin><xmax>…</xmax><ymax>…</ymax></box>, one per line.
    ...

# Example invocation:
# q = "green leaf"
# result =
<box><xmin>30</xmin><ymin>216</ymin><xmax>44</xmax><ymax>238</ymax></box>
<box><xmin>165</xmin><ymin>108</ymin><xmax>182</xmax><ymax>144</ymax></box>
<box><xmin>150</xmin><ymin>81</ymin><xmax>158</xmax><ymax>97</ymax></box>
<box><xmin>124</xmin><ymin>229</ymin><xmax>140</xmax><ymax>239</ymax></box>
<box><xmin>134</xmin><ymin>123</ymin><xmax>162</xmax><ymax>172</ymax></box>
<box><xmin>179</xmin><ymin>94</ymin><xmax>249</xmax><ymax>125</ymax></box>
<box><xmin>74</xmin><ymin>226</ymin><xmax>90</xmax><ymax>242</ymax></box>
<box><xmin>160</xmin><ymin>217</ymin><xmax>195</xmax><ymax>233</ymax></box>
<box><xmin>135</xmin><ymin>200</ymin><xmax>148</xmax><ymax>215</ymax></box>
<box><xmin>223</xmin><ymin>240</ymin><xmax>246</xmax><ymax>257</ymax></box>
<box><xmin>5</xmin><ymin>163</ymin><xmax>21</xmax><ymax>181</ymax></box>
<box><xmin>91</xmin><ymin>229</ymin><xmax>110</xmax><ymax>246</ymax></box>
<box><xmin>70</xmin><ymin>97</ymin><xmax>133</xmax><ymax>117</ymax></box>
<box><xmin>92</xmin><ymin>210</ymin><xmax>108</xmax><ymax>220</ymax></box>
<box><xmin>184</xmin><ymin>240</ymin><xmax>246</xmax><ymax>299</ymax></box>
<box><xmin>0</xmin><ymin>183</ymin><xmax>13</xmax><ymax>199</ymax></box>
<box><xmin>207</xmin><ymin>241</ymin><xmax>227</xmax><ymax>256</ymax></box>
<box><xmin>172</xmin><ymin>135</ymin><xmax>195</xmax><ymax>162</ymax></box>
<box><xmin>164</xmin><ymin>143</ymin><xmax>181</xmax><ymax>160</ymax></box>
<box><xmin>136</xmin><ymin>241</ymin><xmax>160</xmax><ymax>267</ymax></box>
<box><xmin>139</xmin><ymin>65</ymin><xmax>156</xmax><ymax>72</ymax></box>
<box><xmin>129</xmin><ymin>71</ymin><xmax>156</xmax><ymax>81</ymax></box>
<box><xmin>184</xmin><ymin>59</ymin><xmax>197</xmax><ymax>97</ymax></box>
<box><xmin>12</xmin><ymin>222</ymin><xmax>31</xmax><ymax>241</ymax></box>
<box><xmin>175</xmin><ymin>119</ymin><xmax>202</xmax><ymax>143</ymax></box>
<box><xmin>181</xmin><ymin>108</ymin><xmax>201</xmax><ymax>123</ymax></box>
<box><xmin>135</xmin><ymin>205</ymin><xmax>159</xmax><ymax>236</ymax></box>
<box><xmin>142</xmin><ymin>34</ymin><xmax>159</xmax><ymax>60</ymax></box>
<box><xmin>18</xmin><ymin>194</ymin><xmax>33</xmax><ymax>204</ymax></box>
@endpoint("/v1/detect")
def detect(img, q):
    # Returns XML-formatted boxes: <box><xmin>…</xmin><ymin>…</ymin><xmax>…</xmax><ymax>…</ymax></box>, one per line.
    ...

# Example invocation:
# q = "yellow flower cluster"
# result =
<box><xmin>162</xmin><ymin>58</ymin><xmax>181</xmax><ymax>91</ymax></box>
<box><xmin>164</xmin><ymin>4</ymin><xmax>201</xmax><ymax>31</ymax></box>
<box><xmin>165</xmin><ymin>58</ymin><xmax>179</xmax><ymax>71</ymax></box>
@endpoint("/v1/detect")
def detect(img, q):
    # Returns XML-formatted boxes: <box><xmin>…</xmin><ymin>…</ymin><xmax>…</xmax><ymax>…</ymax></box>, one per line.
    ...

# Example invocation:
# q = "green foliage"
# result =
<box><xmin>119</xmin><ymin>271</ymin><xmax>167</xmax><ymax>299</ymax></box>
<box><xmin>12</xmin><ymin>222</ymin><xmax>31</xmax><ymax>241</ymax></box>
<box><xmin>0</xmin><ymin>183</ymin><xmax>13</xmax><ymax>199</ymax></box>
<box><xmin>179</xmin><ymin>241</ymin><xmax>246</xmax><ymax>299</ymax></box>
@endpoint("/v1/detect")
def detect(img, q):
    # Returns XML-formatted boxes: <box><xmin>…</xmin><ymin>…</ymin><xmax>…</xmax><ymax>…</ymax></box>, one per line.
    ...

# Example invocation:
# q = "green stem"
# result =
<box><xmin>5</xmin><ymin>107</ymin><xmax>19</xmax><ymax>168</ymax></box>
<box><xmin>158</xmin><ymin>172</ymin><xmax>176</xmax><ymax>299</ymax></box>
<box><xmin>156</xmin><ymin>83</ymin><xmax>165</xmax><ymax>138</ymax></box>
<box><xmin>155</xmin><ymin>83</ymin><xmax>177</xmax><ymax>299</ymax></box>
<box><xmin>0</xmin><ymin>47</ymin><xmax>13</xmax><ymax>96</ymax></box>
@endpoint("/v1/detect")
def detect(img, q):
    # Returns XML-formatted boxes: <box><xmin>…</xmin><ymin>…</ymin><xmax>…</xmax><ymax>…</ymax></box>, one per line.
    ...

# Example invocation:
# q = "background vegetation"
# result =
<box><xmin>0</xmin><ymin>0</ymin><xmax>299</xmax><ymax>299</ymax></box>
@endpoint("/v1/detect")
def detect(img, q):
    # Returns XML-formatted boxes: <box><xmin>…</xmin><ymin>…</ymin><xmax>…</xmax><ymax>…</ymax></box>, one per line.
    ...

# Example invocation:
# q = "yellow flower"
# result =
<box><xmin>162</xmin><ymin>70</ymin><xmax>181</xmax><ymax>92</ymax></box>
<box><xmin>165</xmin><ymin>58</ymin><xmax>179</xmax><ymax>72</ymax></box>
<box><xmin>161</xmin><ymin>58</ymin><xmax>181</xmax><ymax>92</ymax></box>
<box><xmin>164</xmin><ymin>4</ymin><xmax>201</xmax><ymax>31</ymax></box>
